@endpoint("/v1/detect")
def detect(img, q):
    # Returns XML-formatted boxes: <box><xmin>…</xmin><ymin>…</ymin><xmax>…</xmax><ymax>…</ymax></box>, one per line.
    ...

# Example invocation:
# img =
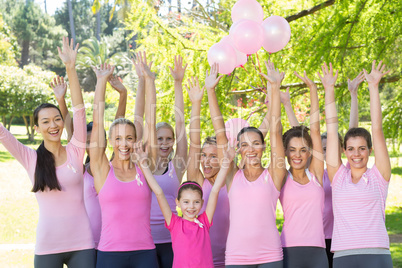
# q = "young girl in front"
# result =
<box><xmin>134</xmin><ymin>138</ymin><xmax>234</xmax><ymax>268</ymax></box>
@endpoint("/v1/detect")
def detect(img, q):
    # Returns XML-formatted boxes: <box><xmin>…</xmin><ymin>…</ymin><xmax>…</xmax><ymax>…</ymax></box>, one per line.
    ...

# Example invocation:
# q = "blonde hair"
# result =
<box><xmin>108</xmin><ymin>118</ymin><xmax>137</xmax><ymax>140</ymax></box>
<box><xmin>156</xmin><ymin>122</ymin><xmax>175</xmax><ymax>137</ymax></box>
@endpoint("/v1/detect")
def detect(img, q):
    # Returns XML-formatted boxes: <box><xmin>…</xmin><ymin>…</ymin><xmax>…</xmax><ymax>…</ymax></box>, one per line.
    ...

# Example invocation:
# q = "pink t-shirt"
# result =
<box><xmin>83</xmin><ymin>169</ymin><xmax>101</xmax><ymax>248</ymax></box>
<box><xmin>200</xmin><ymin>179</ymin><xmax>229</xmax><ymax>268</ymax></box>
<box><xmin>0</xmin><ymin>108</ymin><xmax>94</xmax><ymax>255</ymax></box>
<box><xmin>151</xmin><ymin>161</ymin><xmax>179</xmax><ymax>244</ymax></box>
<box><xmin>97</xmin><ymin>164</ymin><xmax>155</xmax><ymax>251</ymax></box>
<box><xmin>322</xmin><ymin>169</ymin><xmax>334</xmax><ymax>239</ymax></box>
<box><xmin>331</xmin><ymin>164</ymin><xmax>389</xmax><ymax>252</ymax></box>
<box><xmin>165</xmin><ymin>212</ymin><xmax>213</xmax><ymax>268</ymax></box>
<box><xmin>279</xmin><ymin>170</ymin><xmax>325</xmax><ymax>248</ymax></box>
<box><xmin>226</xmin><ymin>169</ymin><xmax>282</xmax><ymax>265</ymax></box>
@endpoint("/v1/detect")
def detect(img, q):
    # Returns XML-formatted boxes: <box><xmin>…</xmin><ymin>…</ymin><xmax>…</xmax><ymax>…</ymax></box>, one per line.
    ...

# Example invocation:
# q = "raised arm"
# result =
<box><xmin>134</xmin><ymin>141</ymin><xmax>173</xmax><ymax>225</ymax></box>
<box><xmin>132</xmin><ymin>52</ymin><xmax>146</xmax><ymax>140</ymax></box>
<box><xmin>319</xmin><ymin>63</ymin><xmax>341</xmax><ymax>182</ymax></box>
<box><xmin>363</xmin><ymin>60</ymin><xmax>391</xmax><ymax>181</ymax></box>
<box><xmin>186</xmin><ymin>76</ymin><xmax>206</xmax><ymax>186</ymax></box>
<box><xmin>51</xmin><ymin>76</ymin><xmax>73</xmax><ymax>141</ymax></box>
<box><xmin>57</xmin><ymin>37</ymin><xmax>83</xmax><ymax>109</ymax></box>
<box><xmin>348</xmin><ymin>71</ymin><xmax>365</xmax><ymax>129</ymax></box>
<box><xmin>169</xmin><ymin>55</ymin><xmax>188</xmax><ymax>179</ymax></box>
<box><xmin>142</xmin><ymin>56</ymin><xmax>157</xmax><ymax>173</ymax></box>
<box><xmin>281</xmin><ymin>85</ymin><xmax>300</xmax><ymax>127</ymax></box>
<box><xmin>108</xmin><ymin>75</ymin><xmax>127</xmax><ymax>119</ymax></box>
<box><xmin>89</xmin><ymin>64</ymin><xmax>115</xmax><ymax>193</ymax></box>
<box><xmin>260</xmin><ymin>61</ymin><xmax>287</xmax><ymax>191</ymax></box>
<box><xmin>205</xmin><ymin>143</ymin><xmax>234</xmax><ymax>224</ymax></box>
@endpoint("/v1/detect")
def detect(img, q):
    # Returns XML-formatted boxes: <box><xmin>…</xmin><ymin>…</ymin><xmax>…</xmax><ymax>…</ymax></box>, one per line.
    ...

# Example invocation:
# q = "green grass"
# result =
<box><xmin>386</xmin><ymin>207</ymin><xmax>402</xmax><ymax>236</ymax></box>
<box><xmin>392</xmin><ymin>167</ymin><xmax>402</xmax><ymax>176</ymax></box>
<box><xmin>391</xmin><ymin>244</ymin><xmax>402</xmax><ymax>268</ymax></box>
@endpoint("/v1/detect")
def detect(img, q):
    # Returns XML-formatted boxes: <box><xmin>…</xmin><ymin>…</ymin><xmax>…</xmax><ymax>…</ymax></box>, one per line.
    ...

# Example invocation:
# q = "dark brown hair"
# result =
<box><xmin>177</xmin><ymin>181</ymin><xmax>203</xmax><ymax>200</ymax></box>
<box><xmin>344</xmin><ymin>127</ymin><xmax>372</xmax><ymax>150</ymax></box>
<box><xmin>321</xmin><ymin>132</ymin><xmax>344</xmax><ymax>148</ymax></box>
<box><xmin>283</xmin><ymin>125</ymin><xmax>313</xmax><ymax>150</ymax></box>
<box><xmin>237</xmin><ymin>127</ymin><xmax>264</xmax><ymax>144</ymax></box>
<box><xmin>32</xmin><ymin>103</ymin><xmax>63</xmax><ymax>192</ymax></box>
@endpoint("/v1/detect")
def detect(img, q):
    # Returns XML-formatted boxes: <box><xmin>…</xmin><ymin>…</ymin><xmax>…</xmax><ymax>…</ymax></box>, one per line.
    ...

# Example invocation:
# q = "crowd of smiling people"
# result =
<box><xmin>0</xmin><ymin>37</ymin><xmax>393</xmax><ymax>268</ymax></box>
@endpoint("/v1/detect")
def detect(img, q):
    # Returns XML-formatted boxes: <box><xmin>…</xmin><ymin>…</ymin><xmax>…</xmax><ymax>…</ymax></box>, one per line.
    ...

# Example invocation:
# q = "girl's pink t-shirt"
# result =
<box><xmin>83</xmin><ymin>169</ymin><xmax>102</xmax><ymax>248</ymax></box>
<box><xmin>0</xmin><ymin>108</ymin><xmax>94</xmax><ymax>255</ymax></box>
<box><xmin>97</xmin><ymin>164</ymin><xmax>155</xmax><ymax>251</ymax></box>
<box><xmin>279</xmin><ymin>170</ymin><xmax>325</xmax><ymax>248</ymax></box>
<box><xmin>165</xmin><ymin>212</ymin><xmax>213</xmax><ymax>268</ymax></box>
<box><xmin>200</xmin><ymin>179</ymin><xmax>230</xmax><ymax>268</ymax></box>
<box><xmin>322</xmin><ymin>169</ymin><xmax>334</xmax><ymax>239</ymax></box>
<box><xmin>151</xmin><ymin>161</ymin><xmax>179</xmax><ymax>244</ymax></box>
<box><xmin>331</xmin><ymin>164</ymin><xmax>390</xmax><ymax>252</ymax></box>
<box><xmin>226</xmin><ymin>169</ymin><xmax>283</xmax><ymax>265</ymax></box>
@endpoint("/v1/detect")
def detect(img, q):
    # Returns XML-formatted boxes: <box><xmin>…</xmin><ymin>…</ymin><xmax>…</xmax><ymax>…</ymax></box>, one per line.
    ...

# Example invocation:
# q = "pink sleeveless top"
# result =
<box><xmin>279</xmin><ymin>170</ymin><xmax>325</xmax><ymax>248</ymax></box>
<box><xmin>322</xmin><ymin>169</ymin><xmax>334</xmax><ymax>239</ymax></box>
<box><xmin>98</xmin><ymin>164</ymin><xmax>155</xmax><ymax>251</ymax></box>
<box><xmin>226</xmin><ymin>169</ymin><xmax>282</xmax><ymax>265</ymax></box>
<box><xmin>151</xmin><ymin>161</ymin><xmax>180</xmax><ymax>244</ymax></box>
<box><xmin>83</xmin><ymin>169</ymin><xmax>102</xmax><ymax>248</ymax></box>
<box><xmin>200</xmin><ymin>179</ymin><xmax>230</xmax><ymax>268</ymax></box>
<box><xmin>331</xmin><ymin>164</ymin><xmax>389</xmax><ymax>252</ymax></box>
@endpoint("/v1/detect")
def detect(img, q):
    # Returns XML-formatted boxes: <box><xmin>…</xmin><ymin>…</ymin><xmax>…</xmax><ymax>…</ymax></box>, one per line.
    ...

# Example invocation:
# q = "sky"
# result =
<box><xmin>35</xmin><ymin>0</ymin><xmax>65</xmax><ymax>15</ymax></box>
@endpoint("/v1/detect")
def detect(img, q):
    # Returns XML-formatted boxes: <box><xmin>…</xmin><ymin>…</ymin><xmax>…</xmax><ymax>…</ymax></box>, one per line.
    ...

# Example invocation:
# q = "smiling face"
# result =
<box><xmin>108</xmin><ymin>123</ymin><xmax>136</xmax><ymax>161</ymax></box>
<box><xmin>157</xmin><ymin>127</ymin><xmax>175</xmax><ymax>159</ymax></box>
<box><xmin>176</xmin><ymin>189</ymin><xmax>204</xmax><ymax>221</ymax></box>
<box><xmin>286</xmin><ymin>137</ymin><xmax>311</xmax><ymax>170</ymax></box>
<box><xmin>34</xmin><ymin>108</ymin><xmax>64</xmax><ymax>142</ymax></box>
<box><xmin>238</xmin><ymin>131</ymin><xmax>265</xmax><ymax>166</ymax></box>
<box><xmin>200</xmin><ymin>143</ymin><xmax>220</xmax><ymax>179</ymax></box>
<box><xmin>344</xmin><ymin>136</ymin><xmax>372</xmax><ymax>169</ymax></box>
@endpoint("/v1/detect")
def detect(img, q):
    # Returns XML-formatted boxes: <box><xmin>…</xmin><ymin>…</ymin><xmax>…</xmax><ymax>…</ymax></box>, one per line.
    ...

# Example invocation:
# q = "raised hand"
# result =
<box><xmin>132</xmin><ymin>141</ymin><xmax>149</xmax><ymax>168</ymax></box>
<box><xmin>348</xmin><ymin>71</ymin><xmax>365</xmax><ymax>95</ymax></box>
<box><xmin>51</xmin><ymin>76</ymin><xmax>67</xmax><ymax>100</ymax></box>
<box><xmin>185</xmin><ymin>76</ymin><xmax>205</xmax><ymax>104</ymax></box>
<box><xmin>205</xmin><ymin>63</ymin><xmax>224</xmax><ymax>90</ymax></box>
<box><xmin>280</xmin><ymin>87</ymin><xmax>291</xmax><ymax>105</ymax></box>
<box><xmin>108</xmin><ymin>75</ymin><xmax>127</xmax><ymax>93</ymax></box>
<box><xmin>294</xmin><ymin>71</ymin><xmax>316</xmax><ymax>89</ymax></box>
<box><xmin>260</xmin><ymin>61</ymin><xmax>283</xmax><ymax>88</ymax></box>
<box><xmin>132</xmin><ymin>51</ymin><xmax>146</xmax><ymax>78</ymax></box>
<box><xmin>317</xmin><ymin>62</ymin><xmax>338</xmax><ymax>89</ymax></box>
<box><xmin>140</xmin><ymin>52</ymin><xmax>155</xmax><ymax>80</ymax></box>
<box><xmin>57</xmin><ymin>36</ymin><xmax>79</xmax><ymax>67</ymax></box>
<box><xmin>92</xmin><ymin>63</ymin><xmax>115</xmax><ymax>81</ymax></box>
<box><xmin>222</xmin><ymin>141</ymin><xmax>236</xmax><ymax>168</ymax></box>
<box><xmin>363</xmin><ymin>60</ymin><xmax>390</xmax><ymax>86</ymax></box>
<box><xmin>169</xmin><ymin>55</ymin><xmax>187</xmax><ymax>82</ymax></box>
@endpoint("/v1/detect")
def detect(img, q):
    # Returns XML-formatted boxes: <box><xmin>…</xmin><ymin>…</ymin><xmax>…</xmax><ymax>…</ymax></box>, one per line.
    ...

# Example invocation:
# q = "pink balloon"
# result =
<box><xmin>207</xmin><ymin>42</ymin><xmax>237</xmax><ymax>75</ymax></box>
<box><xmin>220</xmin><ymin>36</ymin><xmax>248</xmax><ymax>67</ymax></box>
<box><xmin>231</xmin><ymin>0</ymin><xmax>264</xmax><ymax>23</ymax></box>
<box><xmin>261</xmin><ymin>16</ymin><xmax>291</xmax><ymax>53</ymax></box>
<box><xmin>231</xmin><ymin>19</ymin><xmax>263</xmax><ymax>54</ymax></box>
<box><xmin>225</xmin><ymin>118</ymin><xmax>250</xmax><ymax>145</ymax></box>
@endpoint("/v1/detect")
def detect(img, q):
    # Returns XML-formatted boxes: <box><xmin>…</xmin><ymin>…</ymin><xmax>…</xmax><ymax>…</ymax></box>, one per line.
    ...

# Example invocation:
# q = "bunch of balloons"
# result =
<box><xmin>207</xmin><ymin>0</ymin><xmax>291</xmax><ymax>74</ymax></box>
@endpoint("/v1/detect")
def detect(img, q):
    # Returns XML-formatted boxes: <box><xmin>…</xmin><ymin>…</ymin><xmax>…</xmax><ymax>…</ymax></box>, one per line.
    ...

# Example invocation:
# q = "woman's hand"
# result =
<box><xmin>186</xmin><ymin>76</ymin><xmax>205</xmax><ymax>104</ymax></box>
<box><xmin>51</xmin><ymin>76</ymin><xmax>67</xmax><ymax>100</ymax></box>
<box><xmin>317</xmin><ymin>62</ymin><xmax>338</xmax><ymax>89</ymax></box>
<box><xmin>92</xmin><ymin>63</ymin><xmax>115</xmax><ymax>81</ymax></box>
<box><xmin>108</xmin><ymin>75</ymin><xmax>127</xmax><ymax>93</ymax></box>
<box><xmin>169</xmin><ymin>55</ymin><xmax>187</xmax><ymax>82</ymax></box>
<box><xmin>205</xmin><ymin>63</ymin><xmax>224</xmax><ymax>90</ymax></box>
<box><xmin>294</xmin><ymin>71</ymin><xmax>316</xmax><ymax>89</ymax></box>
<box><xmin>348</xmin><ymin>71</ymin><xmax>365</xmax><ymax>95</ymax></box>
<box><xmin>57</xmin><ymin>36</ymin><xmax>79</xmax><ymax>68</ymax></box>
<box><xmin>363</xmin><ymin>60</ymin><xmax>390</xmax><ymax>86</ymax></box>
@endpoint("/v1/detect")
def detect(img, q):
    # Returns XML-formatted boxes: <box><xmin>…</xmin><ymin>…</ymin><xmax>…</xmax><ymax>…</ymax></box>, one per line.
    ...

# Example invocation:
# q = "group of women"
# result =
<box><xmin>0</xmin><ymin>37</ymin><xmax>393</xmax><ymax>268</ymax></box>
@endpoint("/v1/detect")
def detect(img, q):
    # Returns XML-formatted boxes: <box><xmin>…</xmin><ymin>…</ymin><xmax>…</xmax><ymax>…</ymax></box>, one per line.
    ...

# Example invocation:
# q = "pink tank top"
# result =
<box><xmin>279</xmin><ymin>170</ymin><xmax>325</xmax><ymax>248</ymax></box>
<box><xmin>322</xmin><ymin>169</ymin><xmax>334</xmax><ymax>239</ymax></box>
<box><xmin>226</xmin><ymin>169</ymin><xmax>282</xmax><ymax>265</ymax></box>
<box><xmin>83</xmin><ymin>169</ymin><xmax>102</xmax><ymax>248</ymax></box>
<box><xmin>98</xmin><ymin>164</ymin><xmax>155</xmax><ymax>251</ymax></box>
<box><xmin>331</xmin><ymin>164</ymin><xmax>389</xmax><ymax>252</ymax></box>
<box><xmin>200</xmin><ymin>179</ymin><xmax>230</xmax><ymax>268</ymax></box>
<box><xmin>151</xmin><ymin>161</ymin><xmax>180</xmax><ymax>244</ymax></box>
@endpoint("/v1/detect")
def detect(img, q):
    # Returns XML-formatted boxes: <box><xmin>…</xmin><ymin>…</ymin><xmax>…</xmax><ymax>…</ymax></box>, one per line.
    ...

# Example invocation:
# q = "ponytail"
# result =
<box><xmin>32</xmin><ymin>142</ymin><xmax>62</xmax><ymax>192</ymax></box>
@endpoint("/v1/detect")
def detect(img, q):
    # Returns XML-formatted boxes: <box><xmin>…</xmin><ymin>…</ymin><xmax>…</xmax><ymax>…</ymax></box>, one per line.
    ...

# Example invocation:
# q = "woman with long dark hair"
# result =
<box><xmin>0</xmin><ymin>37</ymin><xmax>95</xmax><ymax>267</ymax></box>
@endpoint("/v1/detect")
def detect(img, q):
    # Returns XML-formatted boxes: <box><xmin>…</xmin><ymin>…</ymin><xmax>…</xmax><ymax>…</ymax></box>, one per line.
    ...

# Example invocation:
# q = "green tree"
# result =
<box><xmin>0</xmin><ymin>15</ymin><xmax>19</xmax><ymax>66</ymax></box>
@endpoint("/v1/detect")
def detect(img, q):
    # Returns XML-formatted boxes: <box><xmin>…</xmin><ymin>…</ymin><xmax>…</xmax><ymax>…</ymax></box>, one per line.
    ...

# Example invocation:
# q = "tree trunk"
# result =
<box><xmin>22</xmin><ymin>115</ymin><xmax>30</xmax><ymax>136</ymax></box>
<box><xmin>44</xmin><ymin>0</ymin><xmax>47</xmax><ymax>13</ymax></box>
<box><xmin>178</xmin><ymin>0</ymin><xmax>181</xmax><ymax>13</ymax></box>
<box><xmin>2</xmin><ymin>116</ymin><xmax>6</xmax><ymax>127</ymax></box>
<box><xmin>7</xmin><ymin>115</ymin><xmax>14</xmax><ymax>131</ymax></box>
<box><xmin>20</xmin><ymin>39</ymin><xmax>30</xmax><ymax>68</ymax></box>
<box><xmin>96</xmin><ymin>10</ymin><xmax>101</xmax><ymax>41</ymax></box>
<box><xmin>67</xmin><ymin>0</ymin><xmax>76</xmax><ymax>42</ymax></box>
<box><xmin>29</xmin><ymin>115</ymin><xmax>35</xmax><ymax>142</ymax></box>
